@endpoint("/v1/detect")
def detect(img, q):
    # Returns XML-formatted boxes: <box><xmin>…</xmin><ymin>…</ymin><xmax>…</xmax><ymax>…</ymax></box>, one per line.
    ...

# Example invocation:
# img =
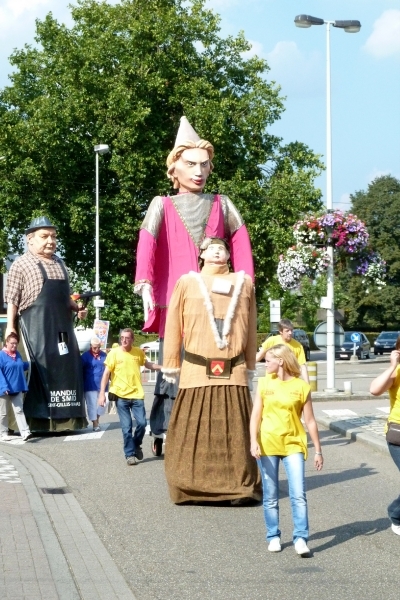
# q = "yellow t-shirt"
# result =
<box><xmin>258</xmin><ymin>375</ymin><xmax>311</xmax><ymax>459</ymax></box>
<box><xmin>262</xmin><ymin>334</ymin><xmax>306</xmax><ymax>365</ymax></box>
<box><xmin>387</xmin><ymin>366</ymin><xmax>400</xmax><ymax>428</ymax></box>
<box><xmin>105</xmin><ymin>347</ymin><xmax>146</xmax><ymax>400</ymax></box>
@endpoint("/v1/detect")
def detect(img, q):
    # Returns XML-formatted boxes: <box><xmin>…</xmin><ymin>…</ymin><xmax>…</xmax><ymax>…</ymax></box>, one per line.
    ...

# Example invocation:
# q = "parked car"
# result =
<box><xmin>293</xmin><ymin>329</ymin><xmax>311</xmax><ymax>362</ymax></box>
<box><xmin>373</xmin><ymin>331</ymin><xmax>400</xmax><ymax>355</ymax></box>
<box><xmin>259</xmin><ymin>329</ymin><xmax>311</xmax><ymax>362</ymax></box>
<box><xmin>335</xmin><ymin>331</ymin><xmax>370</xmax><ymax>360</ymax></box>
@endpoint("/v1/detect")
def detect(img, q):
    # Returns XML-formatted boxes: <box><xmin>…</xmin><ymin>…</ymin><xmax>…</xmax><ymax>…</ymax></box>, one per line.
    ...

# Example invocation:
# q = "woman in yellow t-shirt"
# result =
<box><xmin>250</xmin><ymin>344</ymin><xmax>323</xmax><ymax>556</ymax></box>
<box><xmin>370</xmin><ymin>343</ymin><xmax>400</xmax><ymax>537</ymax></box>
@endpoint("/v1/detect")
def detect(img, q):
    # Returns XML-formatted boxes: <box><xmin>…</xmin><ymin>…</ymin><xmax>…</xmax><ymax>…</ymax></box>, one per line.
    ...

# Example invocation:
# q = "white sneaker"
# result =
<box><xmin>0</xmin><ymin>435</ymin><xmax>13</xmax><ymax>442</ymax></box>
<box><xmin>268</xmin><ymin>538</ymin><xmax>281</xmax><ymax>552</ymax></box>
<box><xmin>391</xmin><ymin>523</ymin><xmax>400</xmax><ymax>536</ymax></box>
<box><xmin>294</xmin><ymin>538</ymin><xmax>310</xmax><ymax>556</ymax></box>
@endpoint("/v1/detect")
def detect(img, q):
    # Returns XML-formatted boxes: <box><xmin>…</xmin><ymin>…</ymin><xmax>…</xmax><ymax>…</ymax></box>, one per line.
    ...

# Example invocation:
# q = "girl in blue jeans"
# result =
<box><xmin>250</xmin><ymin>344</ymin><xmax>323</xmax><ymax>556</ymax></box>
<box><xmin>370</xmin><ymin>343</ymin><xmax>400</xmax><ymax>536</ymax></box>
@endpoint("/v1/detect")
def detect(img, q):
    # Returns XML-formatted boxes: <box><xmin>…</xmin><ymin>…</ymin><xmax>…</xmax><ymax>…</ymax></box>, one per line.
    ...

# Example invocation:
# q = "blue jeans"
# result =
<box><xmin>388</xmin><ymin>443</ymin><xmax>400</xmax><ymax>525</ymax></box>
<box><xmin>258</xmin><ymin>453</ymin><xmax>309</xmax><ymax>543</ymax></box>
<box><xmin>116</xmin><ymin>399</ymin><xmax>147</xmax><ymax>458</ymax></box>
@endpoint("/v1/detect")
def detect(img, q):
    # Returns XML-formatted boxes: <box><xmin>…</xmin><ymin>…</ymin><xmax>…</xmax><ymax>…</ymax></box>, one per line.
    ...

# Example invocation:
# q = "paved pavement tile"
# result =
<box><xmin>0</xmin><ymin>461</ymin><xmax>59</xmax><ymax>599</ymax></box>
<box><xmin>0</xmin><ymin>444</ymin><xmax>137</xmax><ymax>600</ymax></box>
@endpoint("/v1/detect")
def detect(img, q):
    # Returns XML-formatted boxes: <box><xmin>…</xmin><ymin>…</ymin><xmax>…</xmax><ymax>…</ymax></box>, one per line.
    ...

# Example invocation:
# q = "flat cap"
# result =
<box><xmin>25</xmin><ymin>216</ymin><xmax>57</xmax><ymax>235</ymax></box>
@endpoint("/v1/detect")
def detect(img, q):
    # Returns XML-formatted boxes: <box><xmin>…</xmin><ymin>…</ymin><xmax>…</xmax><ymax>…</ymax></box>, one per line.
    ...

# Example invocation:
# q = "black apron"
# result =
<box><xmin>19</xmin><ymin>261</ymin><xmax>85</xmax><ymax>420</ymax></box>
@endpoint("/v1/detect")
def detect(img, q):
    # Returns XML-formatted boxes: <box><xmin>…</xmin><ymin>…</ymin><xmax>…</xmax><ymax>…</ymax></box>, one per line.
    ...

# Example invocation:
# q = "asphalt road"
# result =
<box><xmin>308</xmin><ymin>352</ymin><xmax>388</xmax><ymax>393</ymax></box>
<box><xmin>20</xmin><ymin>381</ymin><xmax>400</xmax><ymax>600</ymax></box>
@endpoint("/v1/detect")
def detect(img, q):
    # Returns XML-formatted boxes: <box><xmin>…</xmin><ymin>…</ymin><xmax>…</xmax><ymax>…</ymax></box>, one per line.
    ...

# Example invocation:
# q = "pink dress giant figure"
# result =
<box><xmin>134</xmin><ymin>117</ymin><xmax>254</xmax><ymax>454</ymax></box>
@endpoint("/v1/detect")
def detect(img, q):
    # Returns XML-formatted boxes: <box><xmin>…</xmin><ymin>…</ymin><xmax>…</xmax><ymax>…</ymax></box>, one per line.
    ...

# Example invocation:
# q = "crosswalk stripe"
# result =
<box><xmin>64</xmin><ymin>422</ymin><xmax>110</xmax><ymax>442</ymax></box>
<box><xmin>0</xmin><ymin>455</ymin><xmax>21</xmax><ymax>484</ymax></box>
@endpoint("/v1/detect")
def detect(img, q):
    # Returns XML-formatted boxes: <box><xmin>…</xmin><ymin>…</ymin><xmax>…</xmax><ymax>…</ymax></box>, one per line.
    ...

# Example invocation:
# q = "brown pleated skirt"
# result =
<box><xmin>165</xmin><ymin>385</ymin><xmax>261</xmax><ymax>504</ymax></box>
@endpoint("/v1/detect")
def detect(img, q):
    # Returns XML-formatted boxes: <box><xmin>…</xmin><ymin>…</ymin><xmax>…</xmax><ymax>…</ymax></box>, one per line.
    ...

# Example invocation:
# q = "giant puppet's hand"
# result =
<box><xmin>141</xmin><ymin>284</ymin><xmax>154</xmax><ymax>322</ymax></box>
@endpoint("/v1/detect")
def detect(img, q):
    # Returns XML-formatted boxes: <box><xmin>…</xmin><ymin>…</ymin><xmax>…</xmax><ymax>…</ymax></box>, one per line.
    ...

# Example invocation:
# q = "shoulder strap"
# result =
<box><xmin>36</xmin><ymin>261</ymin><xmax>47</xmax><ymax>282</ymax></box>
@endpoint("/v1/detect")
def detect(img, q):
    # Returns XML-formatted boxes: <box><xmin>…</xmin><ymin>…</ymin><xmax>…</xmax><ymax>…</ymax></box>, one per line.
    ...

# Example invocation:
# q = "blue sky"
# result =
<box><xmin>0</xmin><ymin>0</ymin><xmax>399</xmax><ymax>209</ymax></box>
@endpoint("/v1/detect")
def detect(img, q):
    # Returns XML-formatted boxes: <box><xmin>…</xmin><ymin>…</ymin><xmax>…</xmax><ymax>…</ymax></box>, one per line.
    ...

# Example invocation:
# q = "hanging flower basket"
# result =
<box><xmin>277</xmin><ymin>244</ymin><xmax>330</xmax><ymax>290</ymax></box>
<box><xmin>278</xmin><ymin>210</ymin><xmax>386</xmax><ymax>291</ymax></box>
<box><xmin>293</xmin><ymin>210</ymin><xmax>369</xmax><ymax>255</ymax></box>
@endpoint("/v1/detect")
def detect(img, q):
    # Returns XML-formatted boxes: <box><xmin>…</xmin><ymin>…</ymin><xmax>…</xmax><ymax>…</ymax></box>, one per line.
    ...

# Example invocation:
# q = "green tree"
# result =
<box><xmin>347</xmin><ymin>175</ymin><xmax>400</xmax><ymax>328</ymax></box>
<box><xmin>0</xmin><ymin>0</ymin><xmax>323</xmax><ymax>330</ymax></box>
<box><xmin>258</xmin><ymin>273</ymin><xmax>350</xmax><ymax>334</ymax></box>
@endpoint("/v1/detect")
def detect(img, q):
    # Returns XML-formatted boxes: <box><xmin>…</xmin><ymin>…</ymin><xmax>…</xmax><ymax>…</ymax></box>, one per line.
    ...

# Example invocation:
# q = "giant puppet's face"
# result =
<box><xmin>200</xmin><ymin>242</ymin><xmax>230</xmax><ymax>266</ymax></box>
<box><xmin>28</xmin><ymin>228</ymin><xmax>57</xmax><ymax>259</ymax></box>
<box><xmin>171</xmin><ymin>147</ymin><xmax>211</xmax><ymax>193</ymax></box>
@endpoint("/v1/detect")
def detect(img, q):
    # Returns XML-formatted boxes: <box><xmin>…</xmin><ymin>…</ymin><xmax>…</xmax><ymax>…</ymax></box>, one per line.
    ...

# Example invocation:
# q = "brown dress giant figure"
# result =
<box><xmin>162</xmin><ymin>238</ymin><xmax>261</xmax><ymax>504</ymax></box>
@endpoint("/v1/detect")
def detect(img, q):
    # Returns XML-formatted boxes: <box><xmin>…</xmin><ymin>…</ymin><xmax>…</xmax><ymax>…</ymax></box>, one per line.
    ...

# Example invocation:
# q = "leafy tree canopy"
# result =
<box><xmin>0</xmin><ymin>0</ymin><xmax>323</xmax><ymax>330</ymax></box>
<box><xmin>346</xmin><ymin>175</ymin><xmax>400</xmax><ymax>329</ymax></box>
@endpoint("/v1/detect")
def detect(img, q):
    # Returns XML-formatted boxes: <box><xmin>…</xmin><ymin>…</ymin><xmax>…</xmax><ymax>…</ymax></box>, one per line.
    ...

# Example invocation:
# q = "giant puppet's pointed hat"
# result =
<box><xmin>167</xmin><ymin>116</ymin><xmax>214</xmax><ymax>187</ymax></box>
<box><xmin>174</xmin><ymin>116</ymin><xmax>201</xmax><ymax>147</ymax></box>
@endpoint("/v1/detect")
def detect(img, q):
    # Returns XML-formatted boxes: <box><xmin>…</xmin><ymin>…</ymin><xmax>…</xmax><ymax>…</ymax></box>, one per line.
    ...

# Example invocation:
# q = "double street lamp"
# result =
<box><xmin>294</xmin><ymin>15</ymin><xmax>361</xmax><ymax>391</ymax></box>
<box><xmin>94</xmin><ymin>144</ymin><xmax>109</xmax><ymax>320</ymax></box>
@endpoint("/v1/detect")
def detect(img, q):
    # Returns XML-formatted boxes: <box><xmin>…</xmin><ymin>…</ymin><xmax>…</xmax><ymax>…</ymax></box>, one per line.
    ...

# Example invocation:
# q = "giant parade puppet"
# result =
<box><xmin>162</xmin><ymin>237</ymin><xmax>261</xmax><ymax>504</ymax></box>
<box><xmin>5</xmin><ymin>216</ymin><xmax>88</xmax><ymax>432</ymax></box>
<box><xmin>134</xmin><ymin>116</ymin><xmax>254</xmax><ymax>453</ymax></box>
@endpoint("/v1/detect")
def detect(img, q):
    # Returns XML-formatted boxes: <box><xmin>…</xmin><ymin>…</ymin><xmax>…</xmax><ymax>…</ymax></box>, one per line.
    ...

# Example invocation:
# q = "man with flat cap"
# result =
<box><xmin>5</xmin><ymin>216</ymin><xmax>88</xmax><ymax>432</ymax></box>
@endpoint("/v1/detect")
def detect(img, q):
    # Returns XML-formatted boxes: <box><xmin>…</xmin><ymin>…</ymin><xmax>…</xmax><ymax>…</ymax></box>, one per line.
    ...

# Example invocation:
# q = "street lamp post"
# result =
<box><xmin>94</xmin><ymin>144</ymin><xmax>110</xmax><ymax>320</ymax></box>
<box><xmin>294</xmin><ymin>15</ymin><xmax>361</xmax><ymax>391</ymax></box>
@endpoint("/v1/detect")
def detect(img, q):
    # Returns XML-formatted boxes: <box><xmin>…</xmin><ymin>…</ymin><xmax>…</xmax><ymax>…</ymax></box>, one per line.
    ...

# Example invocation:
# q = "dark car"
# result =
<box><xmin>293</xmin><ymin>329</ymin><xmax>311</xmax><ymax>362</ymax></box>
<box><xmin>335</xmin><ymin>331</ymin><xmax>370</xmax><ymax>360</ymax></box>
<box><xmin>373</xmin><ymin>331</ymin><xmax>400</xmax><ymax>356</ymax></box>
<box><xmin>259</xmin><ymin>329</ymin><xmax>311</xmax><ymax>362</ymax></box>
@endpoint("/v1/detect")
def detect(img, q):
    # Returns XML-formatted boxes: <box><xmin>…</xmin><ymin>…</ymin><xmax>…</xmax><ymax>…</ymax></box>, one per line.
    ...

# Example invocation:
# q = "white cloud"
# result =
<box><xmin>240</xmin><ymin>39</ymin><xmax>324</xmax><ymax>96</ymax></box>
<box><xmin>334</xmin><ymin>193</ymin><xmax>352</xmax><ymax>212</ymax></box>
<box><xmin>367</xmin><ymin>168</ymin><xmax>391</xmax><ymax>183</ymax></box>
<box><xmin>363</xmin><ymin>9</ymin><xmax>400</xmax><ymax>58</ymax></box>
<box><xmin>241</xmin><ymin>39</ymin><xmax>264</xmax><ymax>60</ymax></box>
<box><xmin>265</xmin><ymin>40</ymin><xmax>323</xmax><ymax>97</ymax></box>
<box><xmin>0</xmin><ymin>1</ymin><xmax>73</xmax><ymax>87</ymax></box>
<box><xmin>0</xmin><ymin>0</ymin><xmax>60</xmax><ymax>33</ymax></box>
<box><xmin>205</xmin><ymin>0</ymin><xmax>240</xmax><ymax>8</ymax></box>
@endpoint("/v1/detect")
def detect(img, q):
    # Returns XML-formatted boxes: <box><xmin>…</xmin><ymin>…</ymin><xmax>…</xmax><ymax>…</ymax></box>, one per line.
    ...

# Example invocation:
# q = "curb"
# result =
<box><xmin>1</xmin><ymin>444</ymin><xmax>137</xmax><ymax>600</ymax></box>
<box><xmin>311</xmin><ymin>392</ymin><xmax>389</xmax><ymax>403</ymax></box>
<box><xmin>315</xmin><ymin>415</ymin><xmax>389</xmax><ymax>454</ymax></box>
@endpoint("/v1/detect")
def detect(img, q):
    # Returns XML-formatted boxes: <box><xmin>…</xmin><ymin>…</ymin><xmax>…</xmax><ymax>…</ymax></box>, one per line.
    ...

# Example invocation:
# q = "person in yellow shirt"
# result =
<box><xmin>250</xmin><ymin>344</ymin><xmax>323</xmax><ymax>556</ymax></box>
<box><xmin>370</xmin><ymin>341</ymin><xmax>400</xmax><ymax>536</ymax></box>
<box><xmin>98</xmin><ymin>328</ymin><xmax>161</xmax><ymax>465</ymax></box>
<box><xmin>256</xmin><ymin>318</ymin><xmax>309</xmax><ymax>383</ymax></box>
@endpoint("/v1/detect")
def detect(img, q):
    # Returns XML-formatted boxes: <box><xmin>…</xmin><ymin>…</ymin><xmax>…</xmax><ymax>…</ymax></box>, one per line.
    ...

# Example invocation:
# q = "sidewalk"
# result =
<box><xmin>313</xmin><ymin>399</ymin><xmax>389</xmax><ymax>455</ymax></box>
<box><xmin>0</xmin><ymin>442</ymin><xmax>137</xmax><ymax>600</ymax></box>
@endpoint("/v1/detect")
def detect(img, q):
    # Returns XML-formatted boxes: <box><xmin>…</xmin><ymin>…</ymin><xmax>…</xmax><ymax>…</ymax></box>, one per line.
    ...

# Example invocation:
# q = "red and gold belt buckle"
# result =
<box><xmin>206</xmin><ymin>358</ymin><xmax>232</xmax><ymax>379</ymax></box>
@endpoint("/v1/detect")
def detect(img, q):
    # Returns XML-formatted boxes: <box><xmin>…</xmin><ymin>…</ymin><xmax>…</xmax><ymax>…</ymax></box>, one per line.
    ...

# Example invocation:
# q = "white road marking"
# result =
<box><xmin>322</xmin><ymin>409</ymin><xmax>358</xmax><ymax>417</ymax></box>
<box><xmin>0</xmin><ymin>455</ymin><xmax>21</xmax><ymax>483</ymax></box>
<box><xmin>64</xmin><ymin>422</ymin><xmax>110</xmax><ymax>442</ymax></box>
<box><xmin>376</xmin><ymin>407</ymin><xmax>390</xmax><ymax>414</ymax></box>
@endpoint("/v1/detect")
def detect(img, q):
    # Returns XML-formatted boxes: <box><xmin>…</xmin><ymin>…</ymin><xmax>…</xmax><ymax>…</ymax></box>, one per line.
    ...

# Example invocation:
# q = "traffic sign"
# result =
<box><xmin>93</xmin><ymin>298</ymin><xmax>105</xmax><ymax>308</ymax></box>
<box><xmin>313</xmin><ymin>321</ymin><xmax>345</xmax><ymax>350</ymax></box>
<box><xmin>270</xmin><ymin>300</ymin><xmax>281</xmax><ymax>321</ymax></box>
<box><xmin>350</xmin><ymin>332</ymin><xmax>361</xmax><ymax>343</ymax></box>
